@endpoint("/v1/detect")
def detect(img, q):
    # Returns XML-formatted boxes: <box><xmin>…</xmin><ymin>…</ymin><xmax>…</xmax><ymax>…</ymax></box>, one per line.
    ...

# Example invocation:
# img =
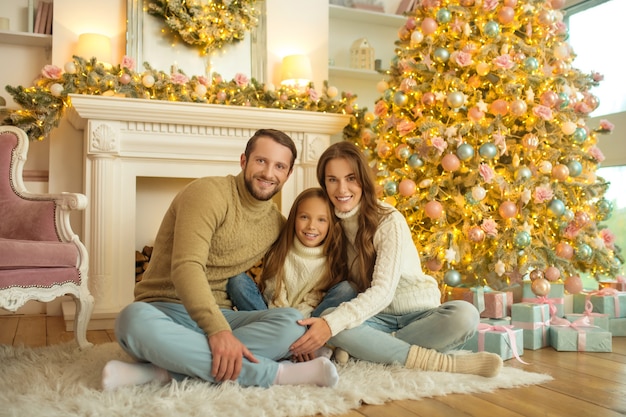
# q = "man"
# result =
<box><xmin>102</xmin><ymin>129</ymin><xmax>338</xmax><ymax>390</ymax></box>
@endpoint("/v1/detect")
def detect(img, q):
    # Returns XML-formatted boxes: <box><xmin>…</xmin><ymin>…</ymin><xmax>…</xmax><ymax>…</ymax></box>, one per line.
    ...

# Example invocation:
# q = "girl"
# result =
<box><xmin>228</xmin><ymin>187</ymin><xmax>356</xmax><ymax>321</ymax></box>
<box><xmin>289</xmin><ymin>141</ymin><xmax>503</xmax><ymax>378</ymax></box>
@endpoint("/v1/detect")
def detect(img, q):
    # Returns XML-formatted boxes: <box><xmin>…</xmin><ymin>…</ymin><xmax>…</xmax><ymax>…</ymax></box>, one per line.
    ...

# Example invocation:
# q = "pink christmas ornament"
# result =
<box><xmin>531</xmin><ymin>278</ymin><xmax>551</xmax><ymax>296</ymax></box>
<box><xmin>424</xmin><ymin>200</ymin><xmax>444</xmax><ymax>219</ymax></box>
<box><xmin>399</xmin><ymin>179</ymin><xmax>417</xmax><ymax>197</ymax></box>
<box><xmin>468</xmin><ymin>226</ymin><xmax>485</xmax><ymax>243</ymax></box>
<box><xmin>556</xmin><ymin>242</ymin><xmax>574</xmax><ymax>259</ymax></box>
<box><xmin>489</xmin><ymin>99</ymin><xmax>509</xmax><ymax>116</ymax></box>
<box><xmin>441</xmin><ymin>154</ymin><xmax>461</xmax><ymax>172</ymax></box>
<box><xmin>510</xmin><ymin>99</ymin><xmax>527</xmax><ymax>116</ymax></box>
<box><xmin>529</xmin><ymin>269</ymin><xmax>545</xmax><ymax>281</ymax></box>
<box><xmin>564</xmin><ymin>275</ymin><xmax>583</xmax><ymax>294</ymax></box>
<box><xmin>468</xmin><ymin>106</ymin><xmax>485</xmax><ymax>122</ymax></box>
<box><xmin>421</xmin><ymin>17</ymin><xmax>438</xmax><ymax>35</ymax></box>
<box><xmin>550</xmin><ymin>0</ymin><xmax>566</xmax><ymax>9</ymax></box>
<box><xmin>551</xmin><ymin>164</ymin><xmax>570</xmax><ymax>181</ymax></box>
<box><xmin>540</xmin><ymin>91</ymin><xmax>559</xmax><ymax>108</ymax></box>
<box><xmin>119</xmin><ymin>73</ymin><xmax>132</xmax><ymax>85</ymax></box>
<box><xmin>498</xmin><ymin>201</ymin><xmax>518</xmax><ymax>219</ymax></box>
<box><xmin>421</xmin><ymin>92</ymin><xmax>436</xmax><ymax>107</ymax></box>
<box><xmin>544</xmin><ymin>266</ymin><xmax>561</xmax><ymax>282</ymax></box>
<box><xmin>497</xmin><ymin>7</ymin><xmax>515</xmax><ymax>25</ymax></box>
<box><xmin>425</xmin><ymin>258</ymin><xmax>443</xmax><ymax>272</ymax></box>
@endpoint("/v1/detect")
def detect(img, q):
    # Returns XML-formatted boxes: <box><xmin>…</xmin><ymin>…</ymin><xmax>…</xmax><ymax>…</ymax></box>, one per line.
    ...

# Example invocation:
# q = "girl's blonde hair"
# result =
<box><xmin>316</xmin><ymin>141</ymin><xmax>391</xmax><ymax>293</ymax></box>
<box><xmin>259</xmin><ymin>187</ymin><xmax>347</xmax><ymax>302</ymax></box>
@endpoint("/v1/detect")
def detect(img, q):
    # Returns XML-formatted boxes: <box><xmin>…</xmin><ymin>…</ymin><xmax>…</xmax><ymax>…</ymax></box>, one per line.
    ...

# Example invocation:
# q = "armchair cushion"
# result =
<box><xmin>0</xmin><ymin>237</ymin><xmax>79</xmax><ymax>269</ymax></box>
<box><xmin>0</xmin><ymin>268</ymin><xmax>80</xmax><ymax>290</ymax></box>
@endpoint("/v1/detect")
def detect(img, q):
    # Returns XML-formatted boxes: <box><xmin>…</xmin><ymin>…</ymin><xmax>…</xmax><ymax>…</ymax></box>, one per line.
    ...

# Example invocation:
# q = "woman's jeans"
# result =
<box><xmin>328</xmin><ymin>300</ymin><xmax>479</xmax><ymax>365</ymax></box>
<box><xmin>115</xmin><ymin>301</ymin><xmax>305</xmax><ymax>387</ymax></box>
<box><xmin>227</xmin><ymin>273</ymin><xmax>357</xmax><ymax>317</ymax></box>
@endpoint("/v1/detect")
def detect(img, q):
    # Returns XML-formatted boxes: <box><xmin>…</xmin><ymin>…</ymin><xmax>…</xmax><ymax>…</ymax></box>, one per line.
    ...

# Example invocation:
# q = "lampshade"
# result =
<box><xmin>75</xmin><ymin>33</ymin><xmax>112</xmax><ymax>64</ymax></box>
<box><xmin>280</xmin><ymin>54</ymin><xmax>312</xmax><ymax>87</ymax></box>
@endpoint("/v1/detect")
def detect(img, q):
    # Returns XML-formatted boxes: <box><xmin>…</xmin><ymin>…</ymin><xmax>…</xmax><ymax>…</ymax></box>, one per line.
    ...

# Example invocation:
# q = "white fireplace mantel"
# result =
<box><xmin>64</xmin><ymin>94</ymin><xmax>350</xmax><ymax>329</ymax></box>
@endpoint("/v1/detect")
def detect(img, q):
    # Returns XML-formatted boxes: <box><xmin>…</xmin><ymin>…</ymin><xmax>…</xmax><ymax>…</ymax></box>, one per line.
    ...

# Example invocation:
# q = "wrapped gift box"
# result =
<box><xmin>522</xmin><ymin>281</ymin><xmax>565</xmax><ymax>317</ymax></box>
<box><xmin>465</xmin><ymin>324</ymin><xmax>524</xmax><ymax>361</ymax></box>
<box><xmin>573</xmin><ymin>290</ymin><xmax>626</xmax><ymax>318</ymax></box>
<box><xmin>549</xmin><ymin>324</ymin><xmax>612</xmax><ymax>352</ymax></box>
<box><xmin>599</xmin><ymin>280</ymin><xmax>626</xmax><ymax>292</ymax></box>
<box><xmin>564</xmin><ymin>313</ymin><xmax>609</xmax><ymax>332</ymax></box>
<box><xmin>446</xmin><ymin>286</ymin><xmax>486</xmax><ymax>314</ymax></box>
<box><xmin>609</xmin><ymin>317</ymin><xmax>626</xmax><ymax>336</ymax></box>
<box><xmin>480</xmin><ymin>317</ymin><xmax>511</xmax><ymax>326</ymax></box>
<box><xmin>511</xmin><ymin>302</ymin><xmax>550</xmax><ymax>350</ymax></box>
<box><xmin>481</xmin><ymin>291</ymin><xmax>513</xmax><ymax>319</ymax></box>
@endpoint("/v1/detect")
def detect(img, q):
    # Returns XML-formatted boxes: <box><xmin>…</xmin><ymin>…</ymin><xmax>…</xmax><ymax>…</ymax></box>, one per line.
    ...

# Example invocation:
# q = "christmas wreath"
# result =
<box><xmin>146</xmin><ymin>0</ymin><xmax>260</xmax><ymax>55</ymax></box>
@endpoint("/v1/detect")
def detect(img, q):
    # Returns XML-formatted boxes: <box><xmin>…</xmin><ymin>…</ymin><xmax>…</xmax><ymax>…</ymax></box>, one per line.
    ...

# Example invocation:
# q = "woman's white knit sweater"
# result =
<box><xmin>323</xmin><ymin>202</ymin><xmax>441</xmax><ymax>337</ymax></box>
<box><xmin>263</xmin><ymin>237</ymin><xmax>326</xmax><ymax>318</ymax></box>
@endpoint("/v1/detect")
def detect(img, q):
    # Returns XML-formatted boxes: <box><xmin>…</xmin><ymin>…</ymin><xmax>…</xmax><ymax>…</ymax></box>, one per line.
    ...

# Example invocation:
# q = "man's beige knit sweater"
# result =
<box><xmin>134</xmin><ymin>172</ymin><xmax>284</xmax><ymax>337</ymax></box>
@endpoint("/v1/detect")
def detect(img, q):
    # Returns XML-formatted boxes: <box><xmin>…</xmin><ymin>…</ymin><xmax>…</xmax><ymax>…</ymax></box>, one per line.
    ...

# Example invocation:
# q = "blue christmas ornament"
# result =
<box><xmin>572</xmin><ymin>127</ymin><xmax>588</xmax><ymax>144</ymax></box>
<box><xmin>436</xmin><ymin>8</ymin><xmax>451</xmax><ymax>23</ymax></box>
<box><xmin>483</xmin><ymin>21</ymin><xmax>500</xmax><ymax>38</ymax></box>
<box><xmin>433</xmin><ymin>47</ymin><xmax>450</xmax><ymax>63</ymax></box>
<box><xmin>408</xmin><ymin>154</ymin><xmax>424</xmax><ymax>169</ymax></box>
<box><xmin>464</xmin><ymin>191</ymin><xmax>478</xmax><ymax>206</ymax></box>
<box><xmin>444</xmin><ymin>269</ymin><xmax>462</xmax><ymax>287</ymax></box>
<box><xmin>576</xmin><ymin>244</ymin><xmax>593</xmax><ymax>261</ymax></box>
<box><xmin>548</xmin><ymin>199</ymin><xmax>566</xmax><ymax>216</ymax></box>
<box><xmin>514</xmin><ymin>231</ymin><xmax>531</xmax><ymax>248</ymax></box>
<box><xmin>394</xmin><ymin>91</ymin><xmax>408</xmax><ymax>107</ymax></box>
<box><xmin>384</xmin><ymin>181</ymin><xmax>398</xmax><ymax>196</ymax></box>
<box><xmin>523</xmin><ymin>57</ymin><xmax>539</xmax><ymax>73</ymax></box>
<box><xmin>558</xmin><ymin>93</ymin><xmax>570</xmax><ymax>109</ymax></box>
<box><xmin>566</xmin><ymin>160</ymin><xmax>582</xmax><ymax>177</ymax></box>
<box><xmin>515</xmin><ymin>166</ymin><xmax>532</xmax><ymax>182</ymax></box>
<box><xmin>479</xmin><ymin>143</ymin><xmax>498</xmax><ymax>159</ymax></box>
<box><xmin>456</xmin><ymin>143</ymin><xmax>475</xmax><ymax>161</ymax></box>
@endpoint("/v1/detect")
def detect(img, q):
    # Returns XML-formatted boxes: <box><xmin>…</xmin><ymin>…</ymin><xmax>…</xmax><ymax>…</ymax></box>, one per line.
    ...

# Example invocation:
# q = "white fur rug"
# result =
<box><xmin>0</xmin><ymin>342</ymin><xmax>552</xmax><ymax>417</ymax></box>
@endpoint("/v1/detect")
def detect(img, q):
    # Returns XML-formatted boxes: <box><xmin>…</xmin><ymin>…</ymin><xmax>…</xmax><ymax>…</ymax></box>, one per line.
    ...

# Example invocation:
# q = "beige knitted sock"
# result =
<box><xmin>405</xmin><ymin>345</ymin><xmax>502</xmax><ymax>378</ymax></box>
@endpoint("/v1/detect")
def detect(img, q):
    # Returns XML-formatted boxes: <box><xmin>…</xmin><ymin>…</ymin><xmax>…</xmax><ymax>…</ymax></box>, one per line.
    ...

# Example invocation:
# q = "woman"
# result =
<box><xmin>289</xmin><ymin>141</ymin><xmax>502</xmax><ymax>378</ymax></box>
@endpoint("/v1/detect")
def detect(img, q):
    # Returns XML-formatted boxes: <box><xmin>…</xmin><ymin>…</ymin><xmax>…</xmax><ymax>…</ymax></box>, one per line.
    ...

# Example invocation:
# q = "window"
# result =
<box><xmin>567</xmin><ymin>0</ymin><xmax>626</xmax><ymax>117</ymax></box>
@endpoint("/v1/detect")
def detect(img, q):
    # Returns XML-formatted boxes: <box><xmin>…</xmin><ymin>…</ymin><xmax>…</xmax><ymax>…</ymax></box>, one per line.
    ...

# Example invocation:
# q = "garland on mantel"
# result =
<box><xmin>146</xmin><ymin>0</ymin><xmax>261</xmax><ymax>55</ymax></box>
<box><xmin>1</xmin><ymin>55</ymin><xmax>367</xmax><ymax>143</ymax></box>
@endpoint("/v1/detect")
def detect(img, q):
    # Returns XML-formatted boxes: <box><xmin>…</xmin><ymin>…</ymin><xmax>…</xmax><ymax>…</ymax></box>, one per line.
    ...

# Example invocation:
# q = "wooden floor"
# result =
<box><xmin>1</xmin><ymin>315</ymin><xmax>625</xmax><ymax>417</ymax></box>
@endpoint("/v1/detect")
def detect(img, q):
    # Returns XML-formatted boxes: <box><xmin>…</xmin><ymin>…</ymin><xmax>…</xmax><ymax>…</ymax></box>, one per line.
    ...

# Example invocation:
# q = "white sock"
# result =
<box><xmin>102</xmin><ymin>360</ymin><xmax>171</xmax><ymax>391</ymax></box>
<box><xmin>315</xmin><ymin>346</ymin><xmax>333</xmax><ymax>359</ymax></box>
<box><xmin>274</xmin><ymin>357</ymin><xmax>339</xmax><ymax>387</ymax></box>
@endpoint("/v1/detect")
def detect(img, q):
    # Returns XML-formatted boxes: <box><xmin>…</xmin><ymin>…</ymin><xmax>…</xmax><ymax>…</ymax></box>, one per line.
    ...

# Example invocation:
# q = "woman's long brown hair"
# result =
<box><xmin>258</xmin><ymin>187</ymin><xmax>347</xmax><ymax>303</ymax></box>
<box><xmin>316</xmin><ymin>141</ymin><xmax>390</xmax><ymax>293</ymax></box>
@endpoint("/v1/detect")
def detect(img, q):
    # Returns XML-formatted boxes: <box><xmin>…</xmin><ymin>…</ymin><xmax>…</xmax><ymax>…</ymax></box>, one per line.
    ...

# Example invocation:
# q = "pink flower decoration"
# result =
<box><xmin>308</xmin><ymin>88</ymin><xmax>319</xmax><ymax>101</ymax></box>
<box><xmin>197</xmin><ymin>75</ymin><xmax>210</xmax><ymax>86</ymax></box>
<box><xmin>592</xmin><ymin>72</ymin><xmax>604</xmax><ymax>82</ymax></box>
<box><xmin>574</xmin><ymin>101</ymin><xmax>592</xmax><ymax>114</ymax></box>
<box><xmin>453</xmin><ymin>51</ymin><xmax>473</xmax><ymax>67</ymax></box>
<box><xmin>563</xmin><ymin>223</ymin><xmax>580</xmax><ymax>239</ymax></box>
<box><xmin>599</xmin><ymin>119</ymin><xmax>614</xmax><ymax>132</ymax></box>
<box><xmin>533</xmin><ymin>185</ymin><xmax>554</xmax><ymax>204</ymax></box>
<box><xmin>405</xmin><ymin>18</ymin><xmax>417</xmax><ymax>30</ymax></box>
<box><xmin>533</xmin><ymin>105</ymin><xmax>553</xmax><ymax>121</ymax></box>
<box><xmin>478</xmin><ymin>163</ymin><xmax>495</xmax><ymax>183</ymax></box>
<box><xmin>589</xmin><ymin>145</ymin><xmax>605</xmax><ymax>162</ymax></box>
<box><xmin>600</xmin><ymin>229</ymin><xmax>616</xmax><ymax>249</ymax></box>
<box><xmin>397</xmin><ymin>120</ymin><xmax>416</xmax><ymax>137</ymax></box>
<box><xmin>482</xmin><ymin>0</ymin><xmax>498</xmax><ymax>11</ymax></box>
<box><xmin>41</xmin><ymin>64</ymin><xmax>62</xmax><ymax>79</ymax></box>
<box><xmin>170</xmin><ymin>73</ymin><xmax>189</xmax><ymax>85</ymax></box>
<box><xmin>234</xmin><ymin>73</ymin><xmax>249</xmax><ymax>87</ymax></box>
<box><xmin>492</xmin><ymin>54</ymin><xmax>514</xmax><ymax>70</ymax></box>
<box><xmin>374</xmin><ymin>100</ymin><xmax>389</xmax><ymax>117</ymax></box>
<box><xmin>431</xmin><ymin>136</ymin><xmax>448</xmax><ymax>154</ymax></box>
<box><xmin>121</xmin><ymin>56</ymin><xmax>136</xmax><ymax>71</ymax></box>
<box><xmin>493</xmin><ymin>132</ymin><xmax>506</xmax><ymax>155</ymax></box>
<box><xmin>399</xmin><ymin>78</ymin><xmax>417</xmax><ymax>93</ymax></box>
<box><xmin>481</xmin><ymin>219</ymin><xmax>499</xmax><ymax>237</ymax></box>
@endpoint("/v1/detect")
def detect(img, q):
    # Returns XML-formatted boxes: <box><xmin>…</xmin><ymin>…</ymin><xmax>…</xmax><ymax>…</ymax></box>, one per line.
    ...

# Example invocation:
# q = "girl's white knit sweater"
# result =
<box><xmin>323</xmin><ymin>202</ymin><xmax>441</xmax><ymax>337</ymax></box>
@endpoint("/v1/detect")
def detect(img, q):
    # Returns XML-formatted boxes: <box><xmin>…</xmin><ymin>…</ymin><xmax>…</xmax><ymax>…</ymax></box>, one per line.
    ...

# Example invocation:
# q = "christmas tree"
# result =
<box><xmin>353</xmin><ymin>0</ymin><xmax>622</xmax><ymax>291</ymax></box>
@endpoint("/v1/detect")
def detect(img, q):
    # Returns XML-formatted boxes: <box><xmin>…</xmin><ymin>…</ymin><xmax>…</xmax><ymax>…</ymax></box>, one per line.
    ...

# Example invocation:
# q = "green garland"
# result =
<box><xmin>1</xmin><ymin>56</ymin><xmax>366</xmax><ymax>143</ymax></box>
<box><xmin>146</xmin><ymin>0</ymin><xmax>260</xmax><ymax>55</ymax></box>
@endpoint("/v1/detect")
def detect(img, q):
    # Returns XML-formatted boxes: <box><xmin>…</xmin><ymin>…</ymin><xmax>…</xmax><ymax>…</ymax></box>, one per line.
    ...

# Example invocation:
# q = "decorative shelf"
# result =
<box><xmin>0</xmin><ymin>30</ymin><xmax>52</xmax><ymax>47</ymax></box>
<box><xmin>329</xmin><ymin>65</ymin><xmax>388</xmax><ymax>81</ymax></box>
<box><xmin>329</xmin><ymin>5</ymin><xmax>406</xmax><ymax>27</ymax></box>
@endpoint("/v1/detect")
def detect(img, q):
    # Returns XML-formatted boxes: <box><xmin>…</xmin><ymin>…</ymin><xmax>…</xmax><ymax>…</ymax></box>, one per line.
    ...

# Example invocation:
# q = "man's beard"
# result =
<box><xmin>244</xmin><ymin>172</ymin><xmax>279</xmax><ymax>201</ymax></box>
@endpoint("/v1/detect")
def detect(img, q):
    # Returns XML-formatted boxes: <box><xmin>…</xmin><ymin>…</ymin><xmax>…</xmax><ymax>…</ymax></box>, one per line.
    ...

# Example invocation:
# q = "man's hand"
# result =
<box><xmin>289</xmin><ymin>317</ymin><xmax>332</xmax><ymax>357</ymax></box>
<box><xmin>208</xmin><ymin>330</ymin><xmax>258</xmax><ymax>382</ymax></box>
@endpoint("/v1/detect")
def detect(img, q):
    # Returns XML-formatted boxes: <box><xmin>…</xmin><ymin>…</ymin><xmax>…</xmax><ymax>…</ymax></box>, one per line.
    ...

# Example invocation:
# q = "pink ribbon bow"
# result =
<box><xmin>588</xmin><ymin>287</ymin><xmax>622</xmax><ymax>317</ymax></box>
<box><xmin>522</xmin><ymin>295</ymin><xmax>562</xmax><ymax>317</ymax></box>
<box><xmin>476</xmin><ymin>323</ymin><xmax>528</xmax><ymax>364</ymax></box>
<box><xmin>550</xmin><ymin>315</ymin><xmax>594</xmax><ymax>351</ymax></box>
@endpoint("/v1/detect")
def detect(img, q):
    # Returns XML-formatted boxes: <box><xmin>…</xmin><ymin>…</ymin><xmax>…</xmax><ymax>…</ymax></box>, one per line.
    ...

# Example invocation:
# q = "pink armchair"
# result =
<box><xmin>0</xmin><ymin>126</ymin><xmax>93</xmax><ymax>348</ymax></box>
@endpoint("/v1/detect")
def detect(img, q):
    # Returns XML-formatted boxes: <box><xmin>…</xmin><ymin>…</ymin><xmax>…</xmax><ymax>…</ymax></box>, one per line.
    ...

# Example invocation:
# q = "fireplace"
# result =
<box><xmin>64</xmin><ymin>95</ymin><xmax>350</xmax><ymax>329</ymax></box>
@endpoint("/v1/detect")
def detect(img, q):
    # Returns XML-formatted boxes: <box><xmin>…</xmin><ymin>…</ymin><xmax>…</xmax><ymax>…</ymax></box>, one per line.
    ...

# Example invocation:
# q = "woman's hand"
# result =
<box><xmin>289</xmin><ymin>317</ymin><xmax>332</xmax><ymax>356</ymax></box>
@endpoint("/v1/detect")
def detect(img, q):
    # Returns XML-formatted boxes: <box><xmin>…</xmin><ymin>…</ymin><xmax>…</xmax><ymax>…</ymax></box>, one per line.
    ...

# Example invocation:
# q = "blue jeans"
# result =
<box><xmin>227</xmin><ymin>273</ymin><xmax>357</xmax><ymax>317</ymax></box>
<box><xmin>114</xmin><ymin>301</ymin><xmax>305</xmax><ymax>387</ymax></box>
<box><xmin>327</xmin><ymin>300</ymin><xmax>479</xmax><ymax>365</ymax></box>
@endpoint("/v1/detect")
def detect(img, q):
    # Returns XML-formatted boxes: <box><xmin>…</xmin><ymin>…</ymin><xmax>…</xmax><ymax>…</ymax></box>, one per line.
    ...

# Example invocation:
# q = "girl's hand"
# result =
<box><xmin>289</xmin><ymin>317</ymin><xmax>332</xmax><ymax>356</ymax></box>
